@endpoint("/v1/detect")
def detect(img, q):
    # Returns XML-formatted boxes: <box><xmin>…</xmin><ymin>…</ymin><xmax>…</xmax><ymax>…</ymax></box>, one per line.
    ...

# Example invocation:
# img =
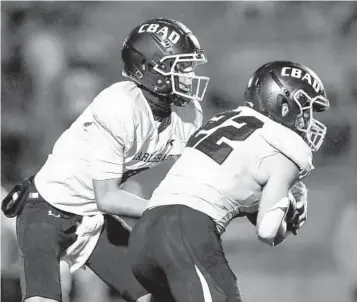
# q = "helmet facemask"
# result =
<box><xmin>153</xmin><ymin>51</ymin><xmax>209</xmax><ymax>105</ymax></box>
<box><xmin>293</xmin><ymin>89</ymin><xmax>329</xmax><ymax>151</ymax></box>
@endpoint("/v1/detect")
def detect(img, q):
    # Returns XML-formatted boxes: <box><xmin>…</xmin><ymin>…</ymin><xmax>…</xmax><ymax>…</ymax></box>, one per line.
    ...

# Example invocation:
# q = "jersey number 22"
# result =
<box><xmin>187</xmin><ymin>110</ymin><xmax>264</xmax><ymax>164</ymax></box>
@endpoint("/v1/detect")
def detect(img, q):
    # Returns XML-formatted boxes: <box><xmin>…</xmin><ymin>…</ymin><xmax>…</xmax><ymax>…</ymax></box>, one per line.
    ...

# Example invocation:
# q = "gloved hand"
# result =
<box><xmin>287</xmin><ymin>181</ymin><xmax>308</xmax><ymax>235</ymax></box>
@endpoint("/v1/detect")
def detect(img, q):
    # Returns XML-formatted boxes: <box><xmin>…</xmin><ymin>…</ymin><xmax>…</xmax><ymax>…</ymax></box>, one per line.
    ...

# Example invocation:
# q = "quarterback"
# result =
<box><xmin>2</xmin><ymin>18</ymin><xmax>209</xmax><ymax>302</ymax></box>
<box><xmin>129</xmin><ymin>61</ymin><xmax>330</xmax><ymax>302</ymax></box>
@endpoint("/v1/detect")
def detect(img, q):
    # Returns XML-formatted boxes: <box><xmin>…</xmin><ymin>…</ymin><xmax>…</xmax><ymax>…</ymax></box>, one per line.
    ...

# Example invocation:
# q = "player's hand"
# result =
<box><xmin>287</xmin><ymin>181</ymin><xmax>308</xmax><ymax>235</ymax></box>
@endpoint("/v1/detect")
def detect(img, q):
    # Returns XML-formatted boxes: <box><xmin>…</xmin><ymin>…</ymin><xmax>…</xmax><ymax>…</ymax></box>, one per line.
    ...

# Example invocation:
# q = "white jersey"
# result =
<box><xmin>148</xmin><ymin>106</ymin><xmax>313</xmax><ymax>234</ymax></box>
<box><xmin>35</xmin><ymin>81</ymin><xmax>202</xmax><ymax>215</ymax></box>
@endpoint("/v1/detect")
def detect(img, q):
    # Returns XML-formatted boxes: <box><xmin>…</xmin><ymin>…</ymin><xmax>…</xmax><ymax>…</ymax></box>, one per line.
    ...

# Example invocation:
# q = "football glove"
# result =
<box><xmin>287</xmin><ymin>181</ymin><xmax>308</xmax><ymax>235</ymax></box>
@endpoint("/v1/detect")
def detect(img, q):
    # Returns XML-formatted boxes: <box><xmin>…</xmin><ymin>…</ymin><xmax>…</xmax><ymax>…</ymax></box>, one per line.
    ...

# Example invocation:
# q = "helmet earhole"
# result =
<box><xmin>281</xmin><ymin>102</ymin><xmax>290</xmax><ymax>117</ymax></box>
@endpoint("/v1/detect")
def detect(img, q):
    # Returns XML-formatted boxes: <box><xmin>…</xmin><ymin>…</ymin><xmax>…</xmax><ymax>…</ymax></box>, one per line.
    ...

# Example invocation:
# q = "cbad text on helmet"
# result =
<box><xmin>281</xmin><ymin>67</ymin><xmax>322</xmax><ymax>94</ymax></box>
<box><xmin>138</xmin><ymin>23</ymin><xmax>181</xmax><ymax>44</ymax></box>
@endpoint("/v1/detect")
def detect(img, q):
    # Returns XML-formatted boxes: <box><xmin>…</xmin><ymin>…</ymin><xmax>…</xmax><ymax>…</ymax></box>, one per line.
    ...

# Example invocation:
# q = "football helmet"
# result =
<box><xmin>121</xmin><ymin>18</ymin><xmax>209</xmax><ymax>106</ymax></box>
<box><xmin>244</xmin><ymin>61</ymin><xmax>330</xmax><ymax>151</ymax></box>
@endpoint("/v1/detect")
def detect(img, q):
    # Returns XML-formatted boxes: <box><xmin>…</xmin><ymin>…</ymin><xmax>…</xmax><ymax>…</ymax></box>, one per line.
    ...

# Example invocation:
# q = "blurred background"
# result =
<box><xmin>1</xmin><ymin>1</ymin><xmax>356</xmax><ymax>302</ymax></box>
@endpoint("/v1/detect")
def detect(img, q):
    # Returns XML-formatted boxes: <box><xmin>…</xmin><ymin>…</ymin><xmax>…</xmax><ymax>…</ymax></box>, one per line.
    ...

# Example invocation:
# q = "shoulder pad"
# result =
<box><xmin>259</xmin><ymin>118</ymin><xmax>314</xmax><ymax>177</ymax></box>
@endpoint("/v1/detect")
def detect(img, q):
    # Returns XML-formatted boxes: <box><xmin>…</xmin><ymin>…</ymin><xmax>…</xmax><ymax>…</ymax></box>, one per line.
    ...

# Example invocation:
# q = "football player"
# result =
<box><xmin>128</xmin><ymin>61</ymin><xmax>330</xmax><ymax>302</ymax></box>
<box><xmin>2</xmin><ymin>18</ymin><xmax>209</xmax><ymax>302</ymax></box>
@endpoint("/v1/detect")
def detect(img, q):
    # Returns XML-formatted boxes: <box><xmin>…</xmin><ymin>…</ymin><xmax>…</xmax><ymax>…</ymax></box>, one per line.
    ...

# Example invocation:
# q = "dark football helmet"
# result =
<box><xmin>244</xmin><ymin>61</ymin><xmax>330</xmax><ymax>151</ymax></box>
<box><xmin>121</xmin><ymin>18</ymin><xmax>209</xmax><ymax>106</ymax></box>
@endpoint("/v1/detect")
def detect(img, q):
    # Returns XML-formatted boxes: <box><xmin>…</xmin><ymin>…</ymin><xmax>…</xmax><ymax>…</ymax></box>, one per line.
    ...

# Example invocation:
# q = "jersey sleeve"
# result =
<box><xmin>89</xmin><ymin>86</ymin><xmax>135</xmax><ymax>180</ymax></box>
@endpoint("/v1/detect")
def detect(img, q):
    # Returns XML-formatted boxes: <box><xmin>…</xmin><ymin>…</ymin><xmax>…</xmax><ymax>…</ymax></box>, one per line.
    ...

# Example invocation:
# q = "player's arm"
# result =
<box><xmin>93</xmin><ymin>178</ymin><xmax>147</xmax><ymax>218</ymax></box>
<box><xmin>90</xmin><ymin>88</ymin><xmax>147</xmax><ymax>218</ymax></box>
<box><xmin>256</xmin><ymin>153</ymin><xmax>300</xmax><ymax>246</ymax></box>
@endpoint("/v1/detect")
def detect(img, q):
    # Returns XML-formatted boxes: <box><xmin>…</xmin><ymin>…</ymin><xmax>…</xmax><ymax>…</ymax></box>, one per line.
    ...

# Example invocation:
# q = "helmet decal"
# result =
<box><xmin>281</xmin><ymin>67</ymin><xmax>323</xmax><ymax>94</ymax></box>
<box><xmin>138</xmin><ymin>23</ymin><xmax>181</xmax><ymax>44</ymax></box>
